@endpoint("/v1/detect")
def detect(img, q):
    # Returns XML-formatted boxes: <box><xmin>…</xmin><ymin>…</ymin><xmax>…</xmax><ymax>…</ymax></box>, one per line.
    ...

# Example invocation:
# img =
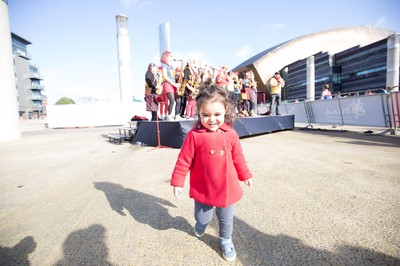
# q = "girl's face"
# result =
<box><xmin>199</xmin><ymin>101</ymin><xmax>226</xmax><ymax>131</ymax></box>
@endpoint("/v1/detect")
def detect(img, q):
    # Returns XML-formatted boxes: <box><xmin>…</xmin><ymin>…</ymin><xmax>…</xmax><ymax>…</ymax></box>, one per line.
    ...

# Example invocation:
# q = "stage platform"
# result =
<box><xmin>134</xmin><ymin>115</ymin><xmax>295</xmax><ymax>148</ymax></box>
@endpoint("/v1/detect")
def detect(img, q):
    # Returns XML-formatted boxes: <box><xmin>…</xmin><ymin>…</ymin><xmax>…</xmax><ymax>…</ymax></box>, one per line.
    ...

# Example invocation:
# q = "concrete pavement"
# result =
<box><xmin>0</xmin><ymin>121</ymin><xmax>399</xmax><ymax>265</ymax></box>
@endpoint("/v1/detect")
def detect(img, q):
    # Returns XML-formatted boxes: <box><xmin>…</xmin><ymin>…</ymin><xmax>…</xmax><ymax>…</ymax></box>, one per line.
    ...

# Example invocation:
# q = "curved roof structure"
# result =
<box><xmin>232</xmin><ymin>26</ymin><xmax>395</xmax><ymax>92</ymax></box>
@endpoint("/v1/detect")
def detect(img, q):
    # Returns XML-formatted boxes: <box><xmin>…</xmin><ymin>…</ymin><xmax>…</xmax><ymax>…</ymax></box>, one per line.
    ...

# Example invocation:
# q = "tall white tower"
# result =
<box><xmin>0</xmin><ymin>0</ymin><xmax>21</xmax><ymax>142</ymax></box>
<box><xmin>159</xmin><ymin>22</ymin><xmax>171</xmax><ymax>57</ymax></box>
<box><xmin>386</xmin><ymin>33</ymin><xmax>400</xmax><ymax>91</ymax></box>
<box><xmin>116</xmin><ymin>14</ymin><xmax>134</xmax><ymax>103</ymax></box>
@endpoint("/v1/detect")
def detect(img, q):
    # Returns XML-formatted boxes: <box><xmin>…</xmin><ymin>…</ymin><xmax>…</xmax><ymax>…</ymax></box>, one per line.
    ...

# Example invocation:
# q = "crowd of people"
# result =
<box><xmin>320</xmin><ymin>84</ymin><xmax>390</xmax><ymax>100</ymax></box>
<box><xmin>146</xmin><ymin>54</ymin><xmax>396</xmax><ymax>120</ymax></box>
<box><xmin>144</xmin><ymin>51</ymin><xmax>271</xmax><ymax>121</ymax></box>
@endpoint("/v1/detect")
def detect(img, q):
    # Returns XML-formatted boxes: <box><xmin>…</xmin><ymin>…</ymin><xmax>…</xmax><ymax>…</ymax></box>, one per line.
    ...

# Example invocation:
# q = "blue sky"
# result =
<box><xmin>8</xmin><ymin>0</ymin><xmax>400</xmax><ymax>104</ymax></box>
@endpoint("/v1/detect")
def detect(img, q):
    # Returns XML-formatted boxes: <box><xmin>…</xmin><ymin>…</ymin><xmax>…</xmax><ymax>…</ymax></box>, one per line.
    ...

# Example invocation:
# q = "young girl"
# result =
<box><xmin>170</xmin><ymin>84</ymin><xmax>253</xmax><ymax>262</ymax></box>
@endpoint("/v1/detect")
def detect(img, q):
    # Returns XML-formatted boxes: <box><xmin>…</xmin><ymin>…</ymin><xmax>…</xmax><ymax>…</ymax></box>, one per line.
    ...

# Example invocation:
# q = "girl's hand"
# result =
<box><xmin>244</xmin><ymin>178</ymin><xmax>253</xmax><ymax>188</ymax></box>
<box><xmin>173</xmin><ymin>186</ymin><xmax>182</xmax><ymax>199</ymax></box>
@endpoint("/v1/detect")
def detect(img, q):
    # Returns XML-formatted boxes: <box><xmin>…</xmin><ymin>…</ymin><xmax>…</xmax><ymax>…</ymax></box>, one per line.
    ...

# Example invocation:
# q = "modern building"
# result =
<box><xmin>285</xmin><ymin>37</ymin><xmax>394</xmax><ymax>100</ymax></box>
<box><xmin>232</xmin><ymin>26</ymin><xmax>398</xmax><ymax>102</ymax></box>
<box><xmin>11</xmin><ymin>32</ymin><xmax>46</xmax><ymax>119</ymax></box>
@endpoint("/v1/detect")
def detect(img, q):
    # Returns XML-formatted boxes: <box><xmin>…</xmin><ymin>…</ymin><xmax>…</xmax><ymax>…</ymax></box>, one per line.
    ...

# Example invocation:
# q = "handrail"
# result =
<box><xmin>284</xmin><ymin>98</ymin><xmax>307</xmax><ymax>103</ymax></box>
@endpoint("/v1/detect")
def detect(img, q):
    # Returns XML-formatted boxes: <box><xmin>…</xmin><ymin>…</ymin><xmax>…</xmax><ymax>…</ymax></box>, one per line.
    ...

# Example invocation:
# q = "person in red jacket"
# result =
<box><xmin>170</xmin><ymin>84</ymin><xmax>253</xmax><ymax>262</ymax></box>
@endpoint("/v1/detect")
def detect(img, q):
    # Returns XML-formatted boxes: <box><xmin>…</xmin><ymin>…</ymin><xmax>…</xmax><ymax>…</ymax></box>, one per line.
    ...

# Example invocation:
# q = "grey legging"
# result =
<box><xmin>194</xmin><ymin>201</ymin><xmax>235</xmax><ymax>239</ymax></box>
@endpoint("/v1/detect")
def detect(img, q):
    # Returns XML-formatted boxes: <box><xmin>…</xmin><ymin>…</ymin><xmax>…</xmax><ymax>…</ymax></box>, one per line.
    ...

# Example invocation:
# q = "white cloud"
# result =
<box><xmin>235</xmin><ymin>45</ymin><xmax>252</xmax><ymax>61</ymax></box>
<box><xmin>121</xmin><ymin>0</ymin><xmax>138</xmax><ymax>8</ymax></box>
<box><xmin>262</xmin><ymin>22</ymin><xmax>286</xmax><ymax>31</ymax></box>
<box><xmin>121</xmin><ymin>0</ymin><xmax>152</xmax><ymax>9</ymax></box>
<box><xmin>373</xmin><ymin>16</ymin><xmax>387</xmax><ymax>28</ymax></box>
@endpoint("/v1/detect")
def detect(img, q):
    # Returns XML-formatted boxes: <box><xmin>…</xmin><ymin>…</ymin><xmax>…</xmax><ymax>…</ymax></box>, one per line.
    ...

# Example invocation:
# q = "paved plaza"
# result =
<box><xmin>0</xmin><ymin>121</ymin><xmax>399</xmax><ymax>265</ymax></box>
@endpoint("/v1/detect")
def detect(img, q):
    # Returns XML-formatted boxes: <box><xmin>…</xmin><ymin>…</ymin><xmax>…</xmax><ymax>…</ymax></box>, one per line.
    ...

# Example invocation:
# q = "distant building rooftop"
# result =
<box><xmin>231</xmin><ymin>26</ymin><xmax>395</xmax><ymax>93</ymax></box>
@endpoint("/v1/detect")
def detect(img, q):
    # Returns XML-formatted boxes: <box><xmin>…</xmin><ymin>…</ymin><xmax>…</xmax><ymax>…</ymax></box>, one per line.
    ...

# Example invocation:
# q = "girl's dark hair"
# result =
<box><xmin>195</xmin><ymin>84</ymin><xmax>235</xmax><ymax>125</ymax></box>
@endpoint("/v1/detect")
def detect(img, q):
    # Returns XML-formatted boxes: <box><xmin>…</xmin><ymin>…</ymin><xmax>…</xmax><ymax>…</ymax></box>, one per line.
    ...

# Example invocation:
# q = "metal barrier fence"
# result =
<box><xmin>276</xmin><ymin>92</ymin><xmax>399</xmax><ymax>135</ymax></box>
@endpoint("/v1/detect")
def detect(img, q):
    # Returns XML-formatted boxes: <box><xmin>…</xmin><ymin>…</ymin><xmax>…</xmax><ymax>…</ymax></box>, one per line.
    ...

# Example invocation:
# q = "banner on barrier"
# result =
<box><xmin>281</xmin><ymin>94</ymin><xmax>389</xmax><ymax>127</ymax></box>
<box><xmin>282</xmin><ymin>102</ymin><xmax>308</xmax><ymax>123</ymax></box>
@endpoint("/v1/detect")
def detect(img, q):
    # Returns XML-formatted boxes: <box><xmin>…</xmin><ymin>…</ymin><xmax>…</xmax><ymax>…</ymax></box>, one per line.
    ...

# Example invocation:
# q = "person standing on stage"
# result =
<box><xmin>229</xmin><ymin>72</ymin><xmax>242</xmax><ymax>114</ymax></box>
<box><xmin>184</xmin><ymin>74</ymin><xmax>200</xmax><ymax>119</ymax></box>
<box><xmin>268</xmin><ymin>72</ymin><xmax>285</xmax><ymax>115</ymax></box>
<box><xmin>180</xmin><ymin>58</ymin><xmax>197</xmax><ymax>118</ymax></box>
<box><xmin>242</xmin><ymin>70</ymin><xmax>257</xmax><ymax>117</ymax></box>
<box><xmin>215</xmin><ymin>66</ymin><xmax>230</xmax><ymax>89</ymax></box>
<box><xmin>171</xmin><ymin>84</ymin><xmax>253</xmax><ymax>262</ymax></box>
<box><xmin>144</xmin><ymin>63</ymin><xmax>161</xmax><ymax>121</ymax></box>
<box><xmin>156</xmin><ymin>66</ymin><xmax>167</xmax><ymax>119</ymax></box>
<box><xmin>160</xmin><ymin>51</ymin><xmax>181</xmax><ymax>121</ymax></box>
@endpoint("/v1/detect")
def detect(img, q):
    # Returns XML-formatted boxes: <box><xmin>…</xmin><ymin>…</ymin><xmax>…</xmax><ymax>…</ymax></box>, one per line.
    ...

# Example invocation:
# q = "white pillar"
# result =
<box><xmin>116</xmin><ymin>14</ymin><xmax>134</xmax><ymax>103</ymax></box>
<box><xmin>386</xmin><ymin>33</ymin><xmax>400</xmax><ymax>92</ymax></box>
<box><xmin>0</xmin><ymin>0</ymin><xmax>21</xmax><ymax>142</ymax></box>
<box><xmin>306</xmin><ymin>56</ymin><xmax>315</xmax><ymax>101</ymax></box>
<box><xmin>159</xmin><ymin>22</ymin><xmax>171</xmax><ymax>57</ymax></box>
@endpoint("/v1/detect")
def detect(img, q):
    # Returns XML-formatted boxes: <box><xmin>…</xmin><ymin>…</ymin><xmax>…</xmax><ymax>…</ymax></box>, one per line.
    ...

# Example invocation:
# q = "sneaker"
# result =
<box><xmin>194</xmin><ymin>222</ymin><xmax>207</xmax><ymax>237</ymax></box>
<box><xmin>220</xmin><ymin>238</ymin><xmax>236</xmax><ymax>261</ymax></box>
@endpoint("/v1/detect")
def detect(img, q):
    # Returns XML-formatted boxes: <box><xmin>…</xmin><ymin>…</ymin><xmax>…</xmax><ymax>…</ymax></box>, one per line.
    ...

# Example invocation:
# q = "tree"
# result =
<box><xmin>55</xmin><ymin>97</ymin><xmax>76</xmax><ymax>105</ymax></box>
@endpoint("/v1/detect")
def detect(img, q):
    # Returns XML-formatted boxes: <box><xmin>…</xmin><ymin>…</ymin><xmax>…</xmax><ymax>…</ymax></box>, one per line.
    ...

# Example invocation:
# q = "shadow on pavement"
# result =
<box><xmin>54</xmin><ymin>224</ymin><xmax>112</xmax><ymax>266</ymax></box>
<box><xmin>93</xmin><ymin>182</ymin><xmax>192</xmax><ymax>233</ymax></box>
<box><xmin>0</xmin><ymin>236</ymin><xmax>36</xmax><ymax>265</ymax></box>
<box><xmin>2</xmin><ymin>183</ymin><xmax>398</xmax><ymax>265</ymax></box>
<box><xmin>232</xmin><ymin>216</ymin><xmax>400</xmax><ymax>265</ymax></box>
<box><xmin>92</xmin><ymin>182</ymin><xmax>400</xmax><ymax>264</ymax></box>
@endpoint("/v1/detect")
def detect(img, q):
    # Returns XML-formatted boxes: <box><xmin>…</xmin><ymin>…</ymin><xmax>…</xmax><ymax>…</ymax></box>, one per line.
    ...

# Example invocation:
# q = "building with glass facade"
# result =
<box><xmin>285</xmin><ymin>38</ymin><xmax>391</xmax><ymax>100</ymax></box>
<box><xmin>11</xmin><ymin>33</ymin><xmax>46</xmax><ymax>119</ymax></box>
<box><xmin>232</xmin><ymin>26</ymin><xmax>398</xmax><ymax>102</ymax></box>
